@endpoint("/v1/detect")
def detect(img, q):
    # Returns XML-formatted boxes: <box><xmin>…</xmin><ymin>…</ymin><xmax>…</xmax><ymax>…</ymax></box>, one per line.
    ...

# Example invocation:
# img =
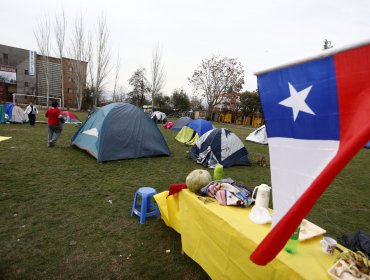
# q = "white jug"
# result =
<box><xmin>252</xmin><ymin>184</ymin><xmax>271</xmax><ymax>209</ymax></box>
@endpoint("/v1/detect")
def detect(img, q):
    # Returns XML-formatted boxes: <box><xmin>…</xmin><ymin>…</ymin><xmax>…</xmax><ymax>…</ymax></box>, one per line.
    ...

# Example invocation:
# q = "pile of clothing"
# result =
<box><xmin>198</xmin><ymin>178</ymin><xmax>253</xmax><ymax>207</ymax></box>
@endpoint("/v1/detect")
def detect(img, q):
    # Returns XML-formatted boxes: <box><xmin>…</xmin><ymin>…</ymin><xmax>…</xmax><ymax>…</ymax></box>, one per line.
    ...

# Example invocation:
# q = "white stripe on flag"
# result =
<box><xmin>268</xmin><ymin>138</ymin><xmax>339</xmax><ymax>226</ymax></box>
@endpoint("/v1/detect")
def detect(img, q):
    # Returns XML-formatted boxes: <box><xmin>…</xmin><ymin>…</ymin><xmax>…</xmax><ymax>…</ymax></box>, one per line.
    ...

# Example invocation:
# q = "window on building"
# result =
<box><xmin>68</xmin><ymin>67</ymin><xmax>73</xmax><ymax>72</ymax></box>
<box><xmin>3</xmin><ymin>53</ymin><xmax>8</xmax><ymax>64</ymax></box>
<box><xmin>24</xmin><ymin>82</ymin><xmax>29</xmax><ymax>87</ymax></box>
<box><xmin>68</xmin><ymin>88</ymin><xmax>73</xmax><ymax>93</ymax></box>
<box><xmin>24</xmin><ymin>69</ymin><xmax>29</xmax><ymax>75</ymax></box>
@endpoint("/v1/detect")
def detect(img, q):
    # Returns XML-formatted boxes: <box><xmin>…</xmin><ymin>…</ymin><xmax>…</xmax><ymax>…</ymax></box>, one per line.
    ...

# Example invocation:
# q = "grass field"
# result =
<box><xmin>0</xmin><ymin>110</ymin><xmax>369</xmax><ymax>279</ymax></box>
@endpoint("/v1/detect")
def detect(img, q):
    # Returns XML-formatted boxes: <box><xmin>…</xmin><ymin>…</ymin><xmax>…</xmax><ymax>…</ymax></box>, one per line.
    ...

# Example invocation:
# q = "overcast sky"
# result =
<box><xmin>2</xmin><ymin>0</ymin><xmax>370</xmax><ymax>97</ymax></box>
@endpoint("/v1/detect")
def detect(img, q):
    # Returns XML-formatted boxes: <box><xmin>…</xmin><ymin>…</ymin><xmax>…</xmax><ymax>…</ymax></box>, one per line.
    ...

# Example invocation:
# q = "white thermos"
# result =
<box><xmin>252</xmin><ymin>184</ymin><xmax>271</xmax><ymax>209</ymax></box>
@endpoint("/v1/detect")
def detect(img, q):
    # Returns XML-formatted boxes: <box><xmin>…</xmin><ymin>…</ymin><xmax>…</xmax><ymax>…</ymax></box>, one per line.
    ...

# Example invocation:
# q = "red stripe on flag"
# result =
<box><xmin>335</xmin><ymin>44</ymin><xmax>370</xmax><ymax>145</ymax></box>
<box><xmin>250</xmin><ymin>44</ymin><xmax>370</xmax><ymax>266</ymax></box>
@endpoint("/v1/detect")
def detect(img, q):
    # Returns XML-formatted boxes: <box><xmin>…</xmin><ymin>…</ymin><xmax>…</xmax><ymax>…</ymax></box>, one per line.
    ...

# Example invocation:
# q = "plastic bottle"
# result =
<box><xmin>285</xmin><ymin>226</ymin><xmax>301</xmax><ymax>254</ymax></box>
<box><xmin>213</xmin><ymin>164</ymin><xmax>224</xmax><ymax>180</ymax></box>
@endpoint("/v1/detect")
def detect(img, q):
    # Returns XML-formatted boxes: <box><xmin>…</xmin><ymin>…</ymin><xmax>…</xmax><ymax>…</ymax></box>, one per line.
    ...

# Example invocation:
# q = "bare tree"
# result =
<box><xmin>54</xmin><ymin>9</ymin><xmax>67</xmax><ymax>109</ymax></box>
<box><xmin>34</xmin><ymin>15</ymin><xmax>51</xmax><ymax>106</ymax></box>
<box><xmin>188</xmin><ymin>55</ymin><xmax>244</xmax><ymax>120</ymax></box>
<box><xmin>88</xmin><ymin>14</ymin><xmax>111</xmax><ymax>106</ymax></box>
<box><xmin>112</xmin><ymin>51</ymin><xmax>121</xmax><ymax>102</ymax></box>
<box><xmin>150</xmin><ymin>45</ymin><xmax>165</xmax><ymax>109</ymax></box>
<box><xmin>69</xmin><ymin>13</ymin><xmax>88</xmax><ymax>110</ymax></box>
<box><xmin>112</xmin><ymin>85</ymin><xmax>127</xmax><ymax>102</ymax></box>
<box><xmin>190</xmin><ymin>95</ymin><xmax>203</xmax><ymax>110</ymax></box>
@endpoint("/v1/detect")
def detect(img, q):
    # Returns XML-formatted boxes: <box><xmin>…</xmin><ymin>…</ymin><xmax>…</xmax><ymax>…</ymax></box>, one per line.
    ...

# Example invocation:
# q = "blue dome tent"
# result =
<box><xmin>71</xmin><ymin>103</ymin><xmax>170</xmax><ymax>162</ymax></box>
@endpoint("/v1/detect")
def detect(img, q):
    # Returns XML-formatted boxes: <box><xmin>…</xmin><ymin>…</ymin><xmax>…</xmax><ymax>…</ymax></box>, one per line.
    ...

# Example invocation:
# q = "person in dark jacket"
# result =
<box><xmin>24</xmin><ymin>102</ymin><xmax>38</xmax><ymax>126</ymax></box>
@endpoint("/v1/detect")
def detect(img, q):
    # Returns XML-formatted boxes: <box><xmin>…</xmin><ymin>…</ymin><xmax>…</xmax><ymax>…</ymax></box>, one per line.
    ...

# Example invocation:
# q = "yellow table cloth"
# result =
<box><xmin>154</xmin><ymin>189</ymin><xmax>340</xmax><ymax>280</ymax></box>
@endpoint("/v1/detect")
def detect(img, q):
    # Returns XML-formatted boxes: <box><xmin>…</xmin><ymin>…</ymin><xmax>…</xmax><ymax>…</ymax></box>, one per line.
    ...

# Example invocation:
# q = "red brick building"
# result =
<box><xmin>0</xmin><ymin>44</ymin><xmax>87</xmax><ymax>109</ymax></box>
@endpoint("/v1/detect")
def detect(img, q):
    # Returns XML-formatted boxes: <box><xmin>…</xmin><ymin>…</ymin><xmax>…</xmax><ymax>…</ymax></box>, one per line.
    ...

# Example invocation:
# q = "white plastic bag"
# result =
<box><xmin>249</xmin><ymin>205</ymin><xmax>272</xmax><ymax>224</ymax></box>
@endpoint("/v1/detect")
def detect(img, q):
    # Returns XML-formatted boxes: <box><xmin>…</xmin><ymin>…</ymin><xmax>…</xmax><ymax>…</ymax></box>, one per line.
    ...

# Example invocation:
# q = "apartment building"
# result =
<box><xmin>0</xmin><ymin>44</ymin><xmax>87</xmax><ymax>109</ymax></box>
<box><xmin>0</xmin><ymin>44</ymin><xmax>37</xmax><ymax>103</ymax></box>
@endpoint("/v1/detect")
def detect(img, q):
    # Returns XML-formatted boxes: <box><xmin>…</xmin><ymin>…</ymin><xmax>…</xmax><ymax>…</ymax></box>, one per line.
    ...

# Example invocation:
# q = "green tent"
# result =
<box><xmin>175</xmin><ymin>126</ymin><xmax>199</xmax><ymax>145</ymax></box>
<box><xmin>0</xmin><ymin>105</ymin><xmax>5</xmax><ymax>123</ymax></box>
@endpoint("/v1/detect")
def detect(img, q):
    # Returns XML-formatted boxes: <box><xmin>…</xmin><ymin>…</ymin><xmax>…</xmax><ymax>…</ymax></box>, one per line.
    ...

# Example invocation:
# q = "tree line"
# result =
<box><xmin>124</xmin><ymin>54</ymin><xmax>262</xmax><ymax>120</ymax></box>
<box><xmin>123</xmin><ymin>38</ymin><xmax>334</xmax><ymax>119</ymax></box>
<box><xmin>34</xmin><ymin>10</ymin><xmax>265</xmax><ymax>118</ymax></box>
<box><xmin>34</xmin><ymin>12</ymin><xmax>333</xmax><ymax>122</ymax></box>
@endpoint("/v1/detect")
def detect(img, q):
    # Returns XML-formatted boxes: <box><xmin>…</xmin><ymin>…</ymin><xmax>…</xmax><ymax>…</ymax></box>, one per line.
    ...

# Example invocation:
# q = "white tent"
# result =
<box><xmin>246</xmin><ymin>125</ymin><xmax>268</xmax><ymax>145</ymax></box>
<box><xmin>151</xmin><ymin>111</ymin><xmax>167</xmax><ymax>122</ymax></box>
<box><xmin>190</xmin><ymin>128</ymin><xmax>250</xmax><ymax>168</ymax></box>
<box><xmin>6</xmin><ymin>104</ymin><xmax>28</xmax><ymax>123</ymax></box>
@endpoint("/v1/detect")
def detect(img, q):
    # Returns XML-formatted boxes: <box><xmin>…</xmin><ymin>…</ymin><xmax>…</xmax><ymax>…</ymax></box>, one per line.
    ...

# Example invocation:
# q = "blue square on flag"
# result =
<box><xmin>258</xmin><ymin>56</ymin><xmax>340</xmax><ymax>140</ymax></box>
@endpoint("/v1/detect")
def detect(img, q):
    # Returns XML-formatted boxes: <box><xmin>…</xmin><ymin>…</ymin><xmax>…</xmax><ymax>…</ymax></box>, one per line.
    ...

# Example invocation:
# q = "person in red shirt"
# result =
<box><xmin>45</xmin><ymin>101</ymin><xmax>63</xmax><ymax>147</ymax></box>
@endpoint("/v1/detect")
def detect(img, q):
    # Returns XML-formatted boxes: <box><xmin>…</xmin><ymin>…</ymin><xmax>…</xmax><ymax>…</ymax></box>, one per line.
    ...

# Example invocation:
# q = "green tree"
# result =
<box><xmin>81</xmin><ymin>87</ymin><xmax>93</xmax><ymax>110</ymax></box>
<box><xmin>171</xmin><ymin>89</ymin><xmax>190</xmax><ymax>111</ymax></box>
<box><xmin>153</xmin><ymin>93</ymin><xmax>171</xmax><ymax>110</ymax></box>
<box><xmin>127</xmin><ymin>67</ymin><xmax>151</xmax><ymax>107</ymax></box>
<box><xmin>239</xmin><ymin>90</ymin><xmax>262</xmax><ymax>117</ymax></box>
<box><xmin>188</xmin><ymin>55</ymin><xmax>244</xmax><ymax>120</ymax></box>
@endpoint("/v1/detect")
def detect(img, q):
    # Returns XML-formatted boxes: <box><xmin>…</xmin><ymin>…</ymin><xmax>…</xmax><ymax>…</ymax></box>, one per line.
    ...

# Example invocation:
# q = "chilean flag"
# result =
<box><xmin>250</xmin><ymin>42</ymin><xmax>370</xmax><ymax>265</ymax></box>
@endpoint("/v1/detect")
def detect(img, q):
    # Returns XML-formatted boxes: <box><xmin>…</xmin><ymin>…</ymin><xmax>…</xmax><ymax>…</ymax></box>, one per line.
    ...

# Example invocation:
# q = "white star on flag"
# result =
<box><xmin>279</xmin><ymin>82</ymin><xmax>315</xmax><ymax>121</ymax></box>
